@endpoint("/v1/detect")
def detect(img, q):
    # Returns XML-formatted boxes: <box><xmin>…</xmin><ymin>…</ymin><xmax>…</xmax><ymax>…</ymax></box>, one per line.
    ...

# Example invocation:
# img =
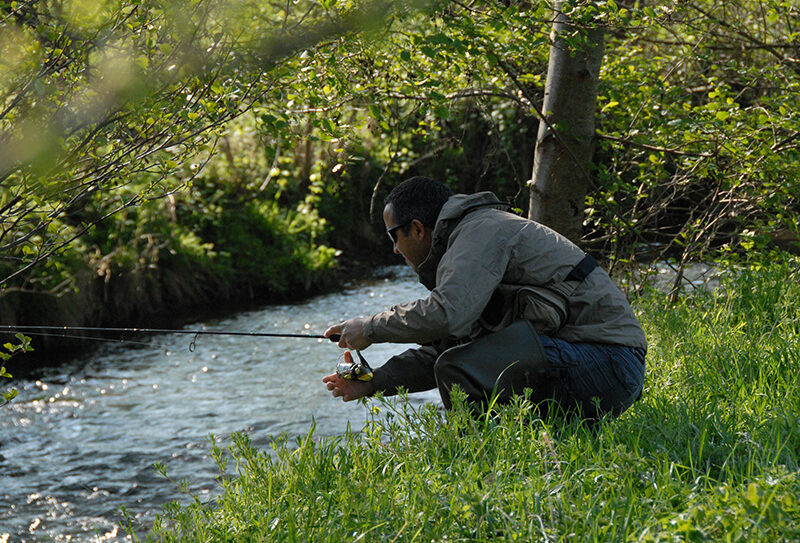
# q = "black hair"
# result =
<box><xmin>384</xmin><ymin>176</ymin><xmax>453</xmax><ymax>229</ymax></box>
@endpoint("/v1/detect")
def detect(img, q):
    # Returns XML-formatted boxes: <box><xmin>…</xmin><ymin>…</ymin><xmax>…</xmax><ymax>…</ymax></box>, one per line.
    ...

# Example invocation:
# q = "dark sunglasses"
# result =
<box><xmin>386</xmin><ymin>219</ymin><xmax>414</xmax><ymax>243</ymax></box>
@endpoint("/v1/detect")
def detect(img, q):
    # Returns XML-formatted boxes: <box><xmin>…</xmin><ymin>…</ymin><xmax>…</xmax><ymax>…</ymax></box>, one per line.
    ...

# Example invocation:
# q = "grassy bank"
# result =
<box><xmin>138</xmin><ymin>259</ymin><xmax>800</xmax><ymax>542</ymax></box>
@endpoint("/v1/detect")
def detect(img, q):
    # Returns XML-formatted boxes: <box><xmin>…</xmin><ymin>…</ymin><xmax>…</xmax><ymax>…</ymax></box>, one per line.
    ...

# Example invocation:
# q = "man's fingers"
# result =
<box><xmin>335</xmin><ymin>386</ymin><xmax>354</xmax><ymax>401</ymax></box>
<box><xmin>324</xmin><ymin>322</ymin><xmax>351</xmax><ymax>348</ymax></box>
<box><xmin>325</xmin><ymin>318</ymin><xmax>370</xmax><ymax>350</ymax></box>
<box><xmin>322</xmin><ymin>373</ymin><xmax>349</xmax><ymax>399</ymax></box>
<box><xmin>322</xmin><ymin>371</ymin><xmax>366</xmax><ymax>402</ymax></box>
<box><xmin>324</xmin><ymin>323</ymin><xmax>344</xmax><ymax>338</ymax></box>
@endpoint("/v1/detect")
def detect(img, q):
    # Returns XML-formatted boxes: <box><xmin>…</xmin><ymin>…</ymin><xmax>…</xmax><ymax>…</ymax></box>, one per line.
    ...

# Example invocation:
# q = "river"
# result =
<box><xmin>1</xmin><ymin>266</ymin><xmax>437</xmax><ymax>542</ymax></box>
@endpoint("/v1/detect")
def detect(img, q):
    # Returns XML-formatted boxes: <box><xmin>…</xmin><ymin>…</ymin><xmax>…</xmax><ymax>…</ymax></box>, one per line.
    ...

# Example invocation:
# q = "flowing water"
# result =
<box><xmin>1</xmin><ymin>266</ymin><xmax>436</xmax><ymax>542</ymax></box>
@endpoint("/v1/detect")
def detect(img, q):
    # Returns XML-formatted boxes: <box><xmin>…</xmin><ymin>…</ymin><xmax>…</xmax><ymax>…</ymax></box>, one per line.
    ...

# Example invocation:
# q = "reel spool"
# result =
<box><xmin>336</xmin><ymin>350</ymin><xmax>373</xmax><ymax>381</ymax></box>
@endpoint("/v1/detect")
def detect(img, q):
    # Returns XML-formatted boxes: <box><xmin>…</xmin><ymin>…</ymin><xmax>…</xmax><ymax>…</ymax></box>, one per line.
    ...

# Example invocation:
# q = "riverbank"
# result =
<box><xmin>142</xmin><ymin>259</ymin><xmax>800</xmax><ymax>541</ymax></box>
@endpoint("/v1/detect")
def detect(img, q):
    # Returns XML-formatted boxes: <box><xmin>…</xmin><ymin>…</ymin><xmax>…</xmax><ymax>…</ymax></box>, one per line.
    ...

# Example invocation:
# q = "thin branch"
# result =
<box><xmin>636</xmin><ymin>38</ymin><xmax>800</xmax><ymax>51</ymax></box>
<box><xmin>597</xmin><ymin>133</ymin><xmax>715</xmax><ymax>157</ymax></box>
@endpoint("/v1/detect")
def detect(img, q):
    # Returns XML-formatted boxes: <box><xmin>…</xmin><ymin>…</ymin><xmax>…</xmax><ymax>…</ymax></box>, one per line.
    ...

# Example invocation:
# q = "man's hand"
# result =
<box><xmin>322</xmin><ymin>373</ymin><xmax>375</xmax><ymax>402</ymax></box>
<box><xmin>324</xmin><ymin>317</ymin><xmax>372</xmax><ymax>350</ymax></box>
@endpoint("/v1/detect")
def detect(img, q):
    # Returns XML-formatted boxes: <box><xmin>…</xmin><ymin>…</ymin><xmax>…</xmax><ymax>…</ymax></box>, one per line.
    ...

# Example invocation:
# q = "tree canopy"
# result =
<box><xmin>1</xmin><ymin>0</ymin><xmax>798</xmax><ymax>306</ymax></box>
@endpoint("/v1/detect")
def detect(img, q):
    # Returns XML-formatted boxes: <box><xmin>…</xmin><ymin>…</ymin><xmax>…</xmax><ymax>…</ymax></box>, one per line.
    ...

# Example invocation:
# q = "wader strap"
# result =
<box><xmin>565</xmin><ymin>254</ymin><xmax>598</xmax><ymax>283</ymax></box>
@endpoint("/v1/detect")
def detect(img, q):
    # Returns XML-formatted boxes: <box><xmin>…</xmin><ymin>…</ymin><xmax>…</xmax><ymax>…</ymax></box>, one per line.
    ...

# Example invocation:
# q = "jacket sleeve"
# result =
<box><xmin>365</xmin><ymin>216</ymin><xmax>513</xmax><ymax>344</ymax></box>
<box><xmin>371</xmin><ymin>345</ymin><xmax>439</xmax><ymax>396</ymax></box>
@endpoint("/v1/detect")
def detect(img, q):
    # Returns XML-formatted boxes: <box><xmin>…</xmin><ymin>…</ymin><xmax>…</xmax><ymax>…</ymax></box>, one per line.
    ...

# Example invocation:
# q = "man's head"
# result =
<box><xmin>383</xmin><ymin>176</ymin><xmax>453</xmax><ymax>271</ymax></box>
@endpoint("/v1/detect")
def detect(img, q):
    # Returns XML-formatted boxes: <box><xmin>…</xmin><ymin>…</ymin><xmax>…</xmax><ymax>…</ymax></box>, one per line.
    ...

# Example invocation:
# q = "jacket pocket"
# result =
<box><xmin>515</xmin><ymin>286</ymin><xmax>568</xmax><ymax>335</ymax></box>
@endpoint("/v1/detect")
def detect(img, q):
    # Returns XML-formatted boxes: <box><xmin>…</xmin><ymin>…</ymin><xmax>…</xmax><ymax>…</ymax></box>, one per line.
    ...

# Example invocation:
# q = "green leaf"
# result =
<box><xmin>420</xmin><ymin>46</ymin><xmax>437</xmax><ymax>59</ymax></box>
<box><xmin>602</xmin><ymin>100</ymin><xmax>619</xmax><ymax>112</ymax></box>
<box><xmin>746</xmin><ymin>483</ymin><xmax>761</xmax><ymax>507</ymax></box>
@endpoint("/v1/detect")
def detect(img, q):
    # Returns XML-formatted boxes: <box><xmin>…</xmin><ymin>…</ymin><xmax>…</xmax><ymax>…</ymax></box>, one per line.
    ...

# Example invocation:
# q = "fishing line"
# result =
<box><xmin>5</xmin><ymin>330</ymin><xmax>155</xmax><ymax>347</ymax></box>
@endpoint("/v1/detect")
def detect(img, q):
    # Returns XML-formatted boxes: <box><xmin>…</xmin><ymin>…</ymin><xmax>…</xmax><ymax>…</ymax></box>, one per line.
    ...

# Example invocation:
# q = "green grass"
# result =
<box><xmin>139</xmin><ymin>259</ymin><xmax>800</xmax><ymax>542</ymax></box>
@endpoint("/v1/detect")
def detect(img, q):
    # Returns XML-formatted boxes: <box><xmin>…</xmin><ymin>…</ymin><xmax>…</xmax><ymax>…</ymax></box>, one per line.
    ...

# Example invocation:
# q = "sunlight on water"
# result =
<box><xmin>0</xmin><ymin>266</ymin><xmax>438</xmax><ymax>541</ymax></box>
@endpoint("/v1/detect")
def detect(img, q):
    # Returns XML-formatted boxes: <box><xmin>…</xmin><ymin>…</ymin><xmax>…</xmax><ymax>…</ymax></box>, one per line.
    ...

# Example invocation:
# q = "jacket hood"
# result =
<box><xmin>416</xmin><ymin>192</ymin><xmax>511</xmax><ymax>290</ymax></box>
<box><xmin>436</xmin><ymin>192</ymin><xmax>507</xmax><ymax>222</ymax></box>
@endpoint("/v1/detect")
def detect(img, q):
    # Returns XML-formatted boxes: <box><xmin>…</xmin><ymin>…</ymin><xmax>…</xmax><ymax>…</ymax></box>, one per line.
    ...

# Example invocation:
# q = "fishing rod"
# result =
<box><xmin>0</xmin><ymin>325</ymin><xmax>372</xmax><ymax>380</ymax></box>
<box><xmin>0</xmin><ymin>325</ymin><xmax>339</xmax><ymax>353</ymax></box>
<box><xmin>0</xmin><ymin>325</ymin><xmax>340</xmax><ymax>342</ymax></box>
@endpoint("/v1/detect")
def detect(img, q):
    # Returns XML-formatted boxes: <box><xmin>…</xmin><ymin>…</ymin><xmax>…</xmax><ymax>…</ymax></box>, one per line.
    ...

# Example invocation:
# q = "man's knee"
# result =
<box><xmin>433</xmin><ymin>321</ymin><xmax>550</xmax><ymax>407</ymax></box>
<box><xmin>433</xmin><ymin>348</ymin><xmax>462</xmax><ymax>383</ymax></box>
<box><xmin>434</xmin><ymin>348</ymin><xmax>481</xmax><ymax>408</ymax></box>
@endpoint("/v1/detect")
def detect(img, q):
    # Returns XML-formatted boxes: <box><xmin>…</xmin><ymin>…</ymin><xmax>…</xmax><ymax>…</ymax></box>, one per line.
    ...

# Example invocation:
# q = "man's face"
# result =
<box><xmin>383</xmin><ymin>204</ymin><xmax>432</xmax><ymax>272</ymax></box>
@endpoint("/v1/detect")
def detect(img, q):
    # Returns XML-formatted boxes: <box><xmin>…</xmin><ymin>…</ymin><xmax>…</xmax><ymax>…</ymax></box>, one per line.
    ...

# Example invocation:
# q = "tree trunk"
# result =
<box><xmin>529</xmin><ymin>2</ymin><xmax>604</xmax><ymax>244</ymax></box>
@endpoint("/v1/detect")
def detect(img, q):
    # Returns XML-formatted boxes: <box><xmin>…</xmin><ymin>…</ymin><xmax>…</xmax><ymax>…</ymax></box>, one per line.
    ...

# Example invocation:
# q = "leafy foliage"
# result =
<box><xmin>0</xmin><ymin>0</ymin><xmax>415</xmax><ymax>290</ymax></box>
<box><xmin>1</xmin><ymin>0</ymin><xmax>799</xmax><ymax>333</ymax></box>
<box><xmin>0</xmin><ymin>1</ymin><xmax>406</xmax><ymax>330</ymax></box>
<box><xmin>2</xmin><ymin>0</ymin><xmax>248</xmax><ymax>282</ymax></box>
<box><xmin>240</xmin><ymin>0</ymin><xmax>800</xmax><ymax>265</ymax></box>
<box><xmin>590</xmin><ymin>0</ymin><xmax>800</xmax><ymax>266</ymax></box>
<box><xmin>0</xmin><ymin>333</ymin><xmax>32</xmax><ymax>404</ymax></box>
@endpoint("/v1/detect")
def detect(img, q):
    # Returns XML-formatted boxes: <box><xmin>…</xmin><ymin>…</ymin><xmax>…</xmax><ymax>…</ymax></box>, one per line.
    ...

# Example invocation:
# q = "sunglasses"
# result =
<box><xmin>386</xmin><ymin>220</ymin><xmax>413</xmax><ymax>243</ymax></box>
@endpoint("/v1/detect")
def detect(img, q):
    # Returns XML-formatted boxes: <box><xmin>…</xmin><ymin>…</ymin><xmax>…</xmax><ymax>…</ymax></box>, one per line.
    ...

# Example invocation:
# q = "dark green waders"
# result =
<box><xmin>433</xmin><ymin>320</ymin><xmax>550</xmax><ymax>410</ymax></box>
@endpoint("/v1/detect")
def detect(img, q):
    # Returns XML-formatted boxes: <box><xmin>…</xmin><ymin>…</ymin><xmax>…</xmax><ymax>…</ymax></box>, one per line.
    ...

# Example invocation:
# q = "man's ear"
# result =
<box><xmin>410</xmin><ymin>219</ymin><xmax>427</xmax><ymax>240</ymax></box>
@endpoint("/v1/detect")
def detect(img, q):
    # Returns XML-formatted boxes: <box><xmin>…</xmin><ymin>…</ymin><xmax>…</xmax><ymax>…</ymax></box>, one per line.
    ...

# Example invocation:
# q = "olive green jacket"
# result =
<box><xmin>366</xmin><ymin>192</ymin><xmax>647</xmax><ymax>395</ymax></box>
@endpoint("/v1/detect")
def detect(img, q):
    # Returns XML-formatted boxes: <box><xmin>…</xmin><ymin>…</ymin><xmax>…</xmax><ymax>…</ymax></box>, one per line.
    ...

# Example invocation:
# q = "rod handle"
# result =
<box><xmin>328</xmin><ymin>334</ymin><xmax>341</xmax><ymax>342</ymax></box>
